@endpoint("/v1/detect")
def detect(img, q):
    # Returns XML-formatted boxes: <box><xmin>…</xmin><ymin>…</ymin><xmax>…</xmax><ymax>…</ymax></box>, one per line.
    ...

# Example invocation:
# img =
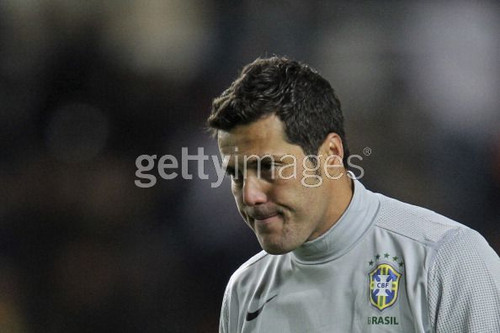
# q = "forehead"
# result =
<box><xmin>217</xmin><ymin>115</ymin><xmax>292</xmax><ymax>156</ymax></box>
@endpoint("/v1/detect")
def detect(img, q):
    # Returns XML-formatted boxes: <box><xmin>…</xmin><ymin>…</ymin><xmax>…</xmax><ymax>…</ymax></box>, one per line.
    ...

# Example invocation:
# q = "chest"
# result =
<box><xmin>238</xmin><ymin>247</ymin><xmax>429</xmax><ymax>332</ymax></box>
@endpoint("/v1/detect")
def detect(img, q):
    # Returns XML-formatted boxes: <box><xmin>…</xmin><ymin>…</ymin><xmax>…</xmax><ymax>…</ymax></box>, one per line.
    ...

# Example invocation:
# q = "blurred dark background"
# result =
<box><xmin>0</xmin><ymin>0</ymin><xmax>499</xmax><ymax>332</ymax></box>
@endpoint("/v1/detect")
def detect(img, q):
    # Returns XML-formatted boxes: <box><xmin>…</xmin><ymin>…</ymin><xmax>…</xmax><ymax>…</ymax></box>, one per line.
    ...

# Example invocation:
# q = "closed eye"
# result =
<box><xmin>226</xmin><ymin>166</ymin><xmax>243</xmax><ymax>182</ymax></box>
<box><xmin>225</xmin><ymin>166</ymin><xmax>236</xmax><ymax>177</ymax></box>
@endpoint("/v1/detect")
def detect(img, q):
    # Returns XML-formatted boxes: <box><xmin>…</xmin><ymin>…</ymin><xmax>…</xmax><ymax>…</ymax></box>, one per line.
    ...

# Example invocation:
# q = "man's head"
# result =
<box><xmin>208</xmin><ymin>57</ymin><xmax>353</xmax><ymax>254</ymax></box>
<box><xmin>208</xmin><ymin>56</ymin><xmax>349</xmax><ymax>166</ymax></box>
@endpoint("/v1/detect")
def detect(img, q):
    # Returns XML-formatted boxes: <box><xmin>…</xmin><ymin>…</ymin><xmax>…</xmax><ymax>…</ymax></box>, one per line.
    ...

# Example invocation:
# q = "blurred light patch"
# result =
<box><xmin>101</xmin><ymin>0</ymin><xmax>213</xmax><ymax>82</ymax></box>
<box><xmin>405</xmin><ymin>1</ymin><xmax>500</xmax><ymax>137</ymax></box>
<box><xmin>313</xmin><ymin>16</ymin><xmax>391</xmax><ymax>115</ymax></box>
<box><xmin>45</xmin><ymin>103</ymin><xmax>108</xmax><ymax>163</ymax></box>
<box><xmin>0</xmin><ymin>0</ymin><xmax>49</xmax><ymax>78</ymax></box>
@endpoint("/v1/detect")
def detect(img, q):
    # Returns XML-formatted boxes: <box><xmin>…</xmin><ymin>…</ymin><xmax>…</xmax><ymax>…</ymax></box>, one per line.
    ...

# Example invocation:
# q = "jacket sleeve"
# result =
<box><xmin>219</xmin><ymin>282</ymin><xmax>230</xmax><ymax>333</ymax></box>
<box><xmin>220</xmin><ymin>276</ymin><xmax>239</xmax><ymax>333</ymax></box>
<box><xmin>427</xmin><ymin>228</ymin><xmax>500</xmax><ymax>332</ymax></box>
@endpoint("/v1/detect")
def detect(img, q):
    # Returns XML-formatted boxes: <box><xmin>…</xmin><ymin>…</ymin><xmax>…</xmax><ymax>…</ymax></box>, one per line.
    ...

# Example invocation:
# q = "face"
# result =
<box><xmin>218</xmin><ymin>114</ymin><xmax>350</xmax><ymax>254</ymax></box>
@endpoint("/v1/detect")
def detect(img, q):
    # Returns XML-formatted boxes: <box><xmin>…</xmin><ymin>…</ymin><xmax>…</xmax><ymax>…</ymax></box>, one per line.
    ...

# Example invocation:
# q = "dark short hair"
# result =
<box><xmin>208</xmin><ymin>56</ymin><xmax>349</xmax><ymax>167</ymax></box>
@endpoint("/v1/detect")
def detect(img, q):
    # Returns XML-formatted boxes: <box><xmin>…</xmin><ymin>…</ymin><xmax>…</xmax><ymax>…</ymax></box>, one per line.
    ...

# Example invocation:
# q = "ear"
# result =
<box><xmin>320</xmin><ymin>133</ymin><xmax>344</xmax><ymax>167</ymax></box>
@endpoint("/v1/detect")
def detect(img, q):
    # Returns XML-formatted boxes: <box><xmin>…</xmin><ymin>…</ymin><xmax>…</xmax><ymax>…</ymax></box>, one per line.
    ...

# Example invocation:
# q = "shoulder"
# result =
<box><xmin>371</xmin><ymin>191</ymin><xmax>498</xmax><ymax>271</ymax></box>
<box><xmin>220</xmin><ymin>251</ymin><xmax>272</xmax><ymax>332</ymax></box>
<box><xmin>226</xmin><ymin>250</ymin><xmax>278</xmax><ymax>290</ymax></box>
<box><xmin>423</xmin><ymin>213</ymin><xmax>500</xmax><ymax>331</ymax></box>
<box><xmin>372</xmin><ymin>192</ymin><xmax>469</xmax><ymax>248</ymax></box>
<box><xmin>231</xmin><ymin>251</ymin><xmax>269</xmax><ymax>278</ymax></box>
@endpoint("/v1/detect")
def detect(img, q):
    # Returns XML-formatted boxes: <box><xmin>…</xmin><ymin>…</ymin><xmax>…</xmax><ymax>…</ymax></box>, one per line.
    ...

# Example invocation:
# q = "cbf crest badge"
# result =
<box><xmin>369</xmin><ymin>263</ymin><xmax>402</xmax><ymax>311</ymax></box>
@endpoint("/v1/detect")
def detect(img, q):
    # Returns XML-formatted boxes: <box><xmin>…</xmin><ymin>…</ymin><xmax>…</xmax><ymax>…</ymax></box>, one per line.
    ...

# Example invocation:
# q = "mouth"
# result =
<box><xmin>250</xmin><ymin>212</ymin><xmax>281</xmax><ymax>225</ymax></box>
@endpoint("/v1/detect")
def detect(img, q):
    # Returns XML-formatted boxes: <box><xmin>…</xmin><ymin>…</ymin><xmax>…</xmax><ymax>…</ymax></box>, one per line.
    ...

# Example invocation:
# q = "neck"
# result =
<box><xmin>326</xmin><ymin>172</ymin><xmax>354</xmax><ymax>229</ymax></box>
<box><xmin>309</xmin><ymin>172</ymin><xmax>354</xmax><ymax>241</ymax></box>
<box><xmin>292</xmin><ymin>178</ymin><xmax>380</xmax><ymax>264</ymax></box>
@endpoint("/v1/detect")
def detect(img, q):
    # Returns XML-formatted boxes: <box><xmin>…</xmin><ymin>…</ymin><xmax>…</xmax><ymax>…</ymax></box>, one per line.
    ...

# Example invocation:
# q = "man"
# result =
<box><xmin>208</xmin><ymin>56</ymin><xmax>500</xmax><ymax>332</ymax></box>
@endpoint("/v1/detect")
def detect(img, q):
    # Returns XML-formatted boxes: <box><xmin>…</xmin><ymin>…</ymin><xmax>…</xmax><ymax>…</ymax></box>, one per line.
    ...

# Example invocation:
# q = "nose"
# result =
<box><xmin>242</xmin><ymin>175</ymin><xmax>267</xmax><ymax>206</ymax></box>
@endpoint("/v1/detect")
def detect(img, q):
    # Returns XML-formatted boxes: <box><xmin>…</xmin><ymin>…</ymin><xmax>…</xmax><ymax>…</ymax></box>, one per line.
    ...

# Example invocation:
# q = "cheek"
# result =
<box><xmin>270</xmin><ymin>184</ymin><xmax>302</xmax><ymax>214</ymax></box>
<box><xmin>278</xmin><ymin>185</ymin><xmax>320</xmax><ymax>218</ymax></box>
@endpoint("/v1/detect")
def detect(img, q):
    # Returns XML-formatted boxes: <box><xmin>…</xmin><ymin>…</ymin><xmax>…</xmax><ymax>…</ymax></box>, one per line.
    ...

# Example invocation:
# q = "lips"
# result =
<box><xmin>245</xmin><ymin>207</ymin><xmax>282</xmax><ymax>226</ymax></box>
<box><xmin>247</xmin><ymin>211</ymin><xmax>282</xmax><ymax>227</ymax></box>
<box><xmin>254</xmin><ymin>214</ymin><xmax>279</xmax><ymax>223</ymax></box>
<box><xmin>252</xmin><ymin>212</ymin><xmax>278</xmax><ymax>220</ymax></box>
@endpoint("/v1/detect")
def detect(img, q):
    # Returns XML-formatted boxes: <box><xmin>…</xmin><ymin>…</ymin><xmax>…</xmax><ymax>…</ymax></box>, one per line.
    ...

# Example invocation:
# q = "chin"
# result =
<box><xmin>260</xmin><ymin>241</ymin><xmax>296</xmax><ymax>255</ymax></box>
<box><xmin>263</xmin><ymin>248</ymin><xmax>289</xmax><ymax>255</ymax></box>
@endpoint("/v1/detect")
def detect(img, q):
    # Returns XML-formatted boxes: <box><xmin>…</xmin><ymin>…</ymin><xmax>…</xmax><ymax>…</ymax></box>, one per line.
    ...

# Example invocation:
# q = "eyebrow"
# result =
<box><xmin>225</xmin><ymin>155</ymin><xmax>286</xmax><ymax>174</ymax></box>
<box><xmin>243</xmin><ymin>155</ymin><xmax>286</xmax><ymax>166</ymax></box>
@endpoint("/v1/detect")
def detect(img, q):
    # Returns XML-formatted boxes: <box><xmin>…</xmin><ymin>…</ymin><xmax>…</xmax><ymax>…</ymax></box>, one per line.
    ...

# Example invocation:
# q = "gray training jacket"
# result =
<box><xmin>220</xmin><ymin>180</ymin><xmax>500</xmax><ymax>332</ymax></box>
